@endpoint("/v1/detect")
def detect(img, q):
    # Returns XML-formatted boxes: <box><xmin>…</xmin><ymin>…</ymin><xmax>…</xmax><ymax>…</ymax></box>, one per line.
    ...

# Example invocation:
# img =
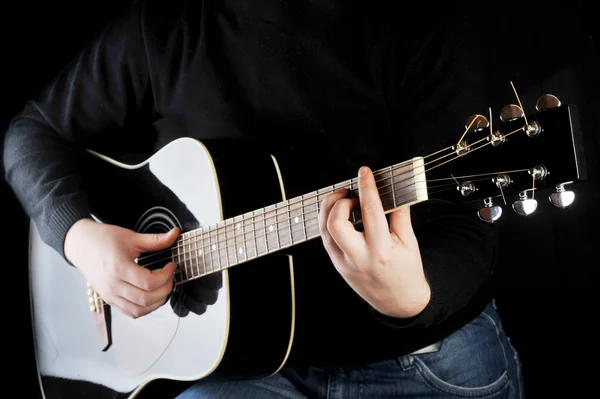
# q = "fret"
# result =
<box><xmin>172</xmin><ymin>243</ymin><xmax>182</xmax><ymax>283</ymax></box>
<box><xmin>203</xmin><ymin>226</ymin><xmax>214</xmax><ymax>274</ymax></box>
<box><xmin>187</xmin><ymin>231</ymin><xmax>197</xmax><ymax>278</ymax></box>
<box><xmin>254</xmin><ymin>209</ymin><xmax>268</xmax><ymax>256</ymax></box>
<box><xmin>289</xmin><ymin>196</ymin><xmax>306</xmax><ymax>244</ymax></box>
<box><xmin>192</xmin><ymin>230</ymin><xmax>204</xmax><ymax>276</ymax></box>
<box><xmin>303</xmin><ymin>190</ymin><xmax>320</xmax><ymax>239</ymax></box>
<box><xmin>264</xmin><ymin>205</ymin><xmax>279</xmax><ymax>252</ymax></box>
<box><xmin>185</xmin><ymin>231</ymin><xmax>194</xmax><ymax>278</ymax></box>
<box><xmin>181</xmin><ymin>232</ymin><xmax>194</xmax><ymax>278</ymax></box>
<box><xmin>390</xmin><ymin>167</ymin><xmax>397</xmax><ymax>209</ymax></box>
<box><xmin>233</xmin><ymin>215</ymin><xmax>248</xmax><ymax>263</ymax></box>
<box><xmin>349</xmin><ymin>179</ymin><xmax>359</xmax><ymax>198</ymax></box>
<box><xmin>224</xmin><ymin>219</ymin><xmax>237</xmax><ymax>267</ymax></box>
<box><xmin>209</xmin><ymin>224</ymin><xmax>221</xmax><ymax>272</ymax></box>
<box><xmin>243</xmin><ymin>211</ymin><xmax>258</xmax><ymax>259</ymax></box>
<box><xmin>377</xmin><ymin>167</ymin><xmax>395</xmax><ymax>213</ymax></box>
<box><xmin>333</xmin><ymin>179</ymin><xmax>352</xmax><ymax>192</ymax></box>
<box><xmin>276</xmin><ymin>201</ymin><xmax>292</xmax><ymax>248</ymax></box>
<box><xmin>176</xmin><ymin>236</ymin><xmax>187</xmax><ymax>280</ymax></box>
<box><xmin>216</xmin><ymin>221</ymin><xmax>228</xmax><ymax>269</ymax></box>
<box><xmin>391</xmin><ymin>162</ymin><xmax>417</xmax><ymax>207</ymax></box>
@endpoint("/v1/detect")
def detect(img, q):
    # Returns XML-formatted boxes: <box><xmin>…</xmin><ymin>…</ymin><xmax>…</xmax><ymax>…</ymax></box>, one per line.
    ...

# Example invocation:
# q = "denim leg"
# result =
<box><xmin>333</xmin><ymin>301</ymin><xmax>524</xmax><ymax>399</ymax></box>
<box><xmin>176</xmin><ymin>301</ymin><xmax>523</xmax><ymax>399</ymax></box>
<box><xmin>175</xmin><ymin>373</ymin><xmax>308</xmax><ymax>399</ymax></box>
<box><xmin>175</xmin><ymin>367</ymin><xmax>330</xmax><ymax>399</ymax></box>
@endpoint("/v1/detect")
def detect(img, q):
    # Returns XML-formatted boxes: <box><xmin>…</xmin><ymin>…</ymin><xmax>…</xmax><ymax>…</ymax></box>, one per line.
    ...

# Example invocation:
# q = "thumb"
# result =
<box><xmin>134</xmin><ymin>227</ymin><xmax>181</xmax><ymax>252</ymax></box>
<box><xmin>389</xmin><ymin>205</ymin><xmax>417</xmax><ymax>246</ymax></box>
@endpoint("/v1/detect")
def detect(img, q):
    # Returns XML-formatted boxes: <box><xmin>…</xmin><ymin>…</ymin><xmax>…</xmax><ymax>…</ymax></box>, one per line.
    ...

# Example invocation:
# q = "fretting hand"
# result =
<box><xmin>318</xmin><ymin>166</ymin><xmax>431</xmax><ymax>319</ymax></box>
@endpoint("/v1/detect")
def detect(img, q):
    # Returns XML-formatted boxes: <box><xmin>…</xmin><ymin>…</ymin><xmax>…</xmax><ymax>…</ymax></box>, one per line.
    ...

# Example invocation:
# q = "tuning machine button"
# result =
<box><xmin>500</xmin><ymin>104</ymin><xmax>524</xmax><ymax>122</ymax></box>
<box><xmin>478</xmin><ymin>197</ymin><xmax>503</xmax><ymax>223</ymax></box>
<box><xmin>512</xmin><ymin>191</ymin><xmax>538</xmax><ymax>216</ymax></box>
<box><xmin>465</xmin><ymin>114</ymin><xmax>489</xmax><ymax>132</ymax></box>
<box><xmin>549</xmin><ymin>183</ymin><xmax>575</xmax><ymax>208</ymax></box>
<box><xmin>536</xmin><ymin>94</ymin><xmax>561</xmax><ymax>111</ymax></box>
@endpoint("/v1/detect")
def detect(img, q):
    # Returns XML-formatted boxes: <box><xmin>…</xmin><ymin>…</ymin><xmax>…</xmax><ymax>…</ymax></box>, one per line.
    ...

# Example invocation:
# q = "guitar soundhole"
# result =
<box><xmin>134</xmin><ymin>206</ymin><xmax>182</xmax><ymax>271</ymax></box>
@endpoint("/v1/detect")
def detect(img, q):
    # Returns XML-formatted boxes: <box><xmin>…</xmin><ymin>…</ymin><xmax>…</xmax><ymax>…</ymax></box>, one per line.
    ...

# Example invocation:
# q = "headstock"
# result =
<box><xmin>423</xmin><ymin>89</ymin><xmax>586</xmax><ymax>223</ymax></box>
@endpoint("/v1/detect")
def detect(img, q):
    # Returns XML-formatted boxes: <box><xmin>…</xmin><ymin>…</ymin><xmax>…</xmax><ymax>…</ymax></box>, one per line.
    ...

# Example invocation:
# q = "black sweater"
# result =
<box><xmin>4</xmin><ymin>0</ymin><xmax>499</xmax><ymax>367</ymax></box>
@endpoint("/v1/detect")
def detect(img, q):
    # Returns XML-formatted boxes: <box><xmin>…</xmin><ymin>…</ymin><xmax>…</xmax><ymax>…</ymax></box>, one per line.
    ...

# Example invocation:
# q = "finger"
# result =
<box><xmin>116</xmin><ymin>275</ymin><xmax>174</xmax><ymax>309</ymax></box>
<box><xmin>389</xmin><ymin>205</ymin><xmax>418</xmax><ymax>246</ymax></box>
<box><xmin>318</xmin><ymin>188</ymin><xmax>349</xmax><ymax>261</ymax></box>
<box><xmin>327</xmin><ymin>197</ymin><xmax>365</xmax><ymax>260</ymax></box>
<box><xmin>357</xmin><ymin>166</ymin><xmax>390</xmax><ymax>245</ymax></box>
<box><xmin>122</xmin><ymin>261</ymin><xmax>177</xmax><ymax>292</ymax></box>
<box><xmin>134</xmin><ymin>228</ymin><xmax>180</xmax><ymax>253</ymax></box>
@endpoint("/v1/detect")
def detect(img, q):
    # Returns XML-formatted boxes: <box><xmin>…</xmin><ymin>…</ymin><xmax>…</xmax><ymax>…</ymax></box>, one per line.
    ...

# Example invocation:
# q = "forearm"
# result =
<box><xmin>3</xmin><ymin>113</ymin><xmax>92</xmax><ymax>258</ymax></box>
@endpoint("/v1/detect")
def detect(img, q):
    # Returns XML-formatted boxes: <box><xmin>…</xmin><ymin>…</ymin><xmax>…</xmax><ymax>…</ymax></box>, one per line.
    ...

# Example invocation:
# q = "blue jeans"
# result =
<box><xmin>177</xmin><ymin>301</ymin><xmax>523</xmax><ymax>398</ymax></box>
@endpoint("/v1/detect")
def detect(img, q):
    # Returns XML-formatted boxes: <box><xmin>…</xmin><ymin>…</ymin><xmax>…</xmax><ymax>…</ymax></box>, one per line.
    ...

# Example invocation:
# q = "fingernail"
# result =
<box><xmin>359</xmin><ymin>166</ymin><xmax>369</xmax><ymax>177</ymax></box>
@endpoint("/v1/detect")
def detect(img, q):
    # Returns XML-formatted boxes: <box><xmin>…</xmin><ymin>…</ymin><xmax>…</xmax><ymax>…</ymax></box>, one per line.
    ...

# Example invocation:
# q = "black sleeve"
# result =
<box><xmin>2</xmin><ymin>1</ymin><xmax>151</xmax><ymax>260</ymax></box>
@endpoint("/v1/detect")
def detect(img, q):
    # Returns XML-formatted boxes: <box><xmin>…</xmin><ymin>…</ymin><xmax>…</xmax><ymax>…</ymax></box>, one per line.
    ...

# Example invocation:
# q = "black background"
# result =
<box><xmin>2</xmin><ymin>1</ymin><xmax>599</xmax><ymax>398</ymax></box>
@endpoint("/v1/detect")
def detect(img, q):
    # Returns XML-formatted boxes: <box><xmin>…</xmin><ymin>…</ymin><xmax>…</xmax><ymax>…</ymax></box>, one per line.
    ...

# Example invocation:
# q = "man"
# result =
<box><xmin>3</xmin><ymin>0</ymin><xmax>523</xmax><ymax>397</ymax></box>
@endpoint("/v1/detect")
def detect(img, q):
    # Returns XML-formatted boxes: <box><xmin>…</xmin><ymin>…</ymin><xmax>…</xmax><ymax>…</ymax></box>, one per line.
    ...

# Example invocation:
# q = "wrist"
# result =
<box><xmin>373</xmin><ymin>280</ymin><xmax>431</xmax><ymax>319</ymax></box>
<box><xmin>64</xmin><ymin>217</ymin><xmax>97</xmax><ymax>266</ymax></box>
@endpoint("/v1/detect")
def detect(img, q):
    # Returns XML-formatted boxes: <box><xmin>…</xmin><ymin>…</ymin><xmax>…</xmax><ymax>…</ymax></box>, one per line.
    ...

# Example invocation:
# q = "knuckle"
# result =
<box><xmin>373</xmin><ymin>250</ymin><xmax>390</xmax><ymax>266</ymax></box>
<box><xmin>326</xmin><ymin>218</ymin><xmax>343</xmax><ymax>236</ymax></box>
<box><xmin>139</xmin><ymin>294</ymin><xmax>151</xmax><ymax>307</ymax></box>
<box><xmin>141</xmin><ymin>279</ymin><xmax>154</xmax><ymax>291</ymax></box>
<box><xmin>130</xmin><ymin>308</ymin><xmax>143</xmax><ymax>319</ymax></box>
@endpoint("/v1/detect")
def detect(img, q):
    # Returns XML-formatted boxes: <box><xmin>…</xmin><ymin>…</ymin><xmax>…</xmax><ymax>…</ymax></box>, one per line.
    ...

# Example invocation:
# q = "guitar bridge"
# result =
<box><xmin>87</xmin><ymin>282</ymin><xmax>112</xmax><ymax>351</ymax></box>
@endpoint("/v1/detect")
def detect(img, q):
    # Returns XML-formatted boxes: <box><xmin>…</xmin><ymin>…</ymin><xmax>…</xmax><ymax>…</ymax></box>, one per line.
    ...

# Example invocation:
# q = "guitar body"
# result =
<box><xmin>29</xmin><ymin>138</ymin><xmax>295</xmax><ymax>398</ymax></box>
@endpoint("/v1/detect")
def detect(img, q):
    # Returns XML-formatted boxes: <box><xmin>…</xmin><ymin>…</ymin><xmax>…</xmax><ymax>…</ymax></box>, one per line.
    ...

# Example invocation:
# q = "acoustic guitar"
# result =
<box><xmin>28</xmin><ymin>91</ymin><xmax>587</xmax><ymax>398</ymax></box>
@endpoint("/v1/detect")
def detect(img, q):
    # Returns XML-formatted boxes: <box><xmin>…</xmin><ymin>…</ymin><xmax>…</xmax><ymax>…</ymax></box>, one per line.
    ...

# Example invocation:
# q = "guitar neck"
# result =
<box><xmin>169</xmin><ymin>157</ymin><xmax>427</xmax><ymax>284</ymax></box>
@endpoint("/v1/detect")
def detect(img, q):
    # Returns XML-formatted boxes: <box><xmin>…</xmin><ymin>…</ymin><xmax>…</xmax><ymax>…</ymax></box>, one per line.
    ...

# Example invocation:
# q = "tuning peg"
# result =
<box><xmin>457</xmin><ymin>181</ymin><xmax>476</xmax><ymax>197</ymax></box>
<box><xmin>536</xmin><ymin>94</ymin><xmax>561</xmax><ymax>111</ymax></box>
<box><xmin>549</xmin><ymin>183</ymin><xmax>575</xmax><ymax>208</ymax></box>
<box><xmin>478</xmin><ymin>197</ymin><xmax>503</xmax><ymax>223</ymax></box>
<box><xmin>500</xmin><ymin>104</ymin><xmax>524</xmax><ymax>122</ymax></box>
<box><xmin>465</xmin><ymin>114</ymin><xmax>489</xmax><ymax>132</ymax></box>
<box><xmin>512</xmin><ymin>191</ymin><xmax>538</xmax><ymax>216</ymax></box>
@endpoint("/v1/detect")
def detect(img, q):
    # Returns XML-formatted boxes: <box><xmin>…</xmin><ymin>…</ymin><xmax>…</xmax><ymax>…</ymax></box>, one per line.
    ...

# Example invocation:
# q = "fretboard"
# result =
<box><xmin>172</xmin><ymin>157</ymin><xmax>427</xmax><ymax>284</ymax></box>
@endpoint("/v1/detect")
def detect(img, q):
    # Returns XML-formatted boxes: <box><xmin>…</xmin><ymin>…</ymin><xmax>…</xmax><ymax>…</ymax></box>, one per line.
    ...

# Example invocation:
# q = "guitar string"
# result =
<box><xmin>166</xmin><ymin>185</ymin><xmax>433</xmax><ymax>283</ymax></box>
<box><xmin>170</xmin><ymin>174</ymin><xmax>536</xmax><ymax>284</ymax></box>
<box><xmin>157</xmin><ymin>179</ymin><xmax>496</xmax><ymax>281</ymax></box>
<box><xmin>137</xmin><ymin>125</ymin><xmax>524</xmax><ymax>264</ymax></box>
<box><xmin>140</xmin><ymin>132</ymin><xmax>531</xmax><ymax>277</ymax></box>
<box><xmin>161</xmin><ymin>166</ymin><xmax>533</xmax><ymax>281</ymax></box>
